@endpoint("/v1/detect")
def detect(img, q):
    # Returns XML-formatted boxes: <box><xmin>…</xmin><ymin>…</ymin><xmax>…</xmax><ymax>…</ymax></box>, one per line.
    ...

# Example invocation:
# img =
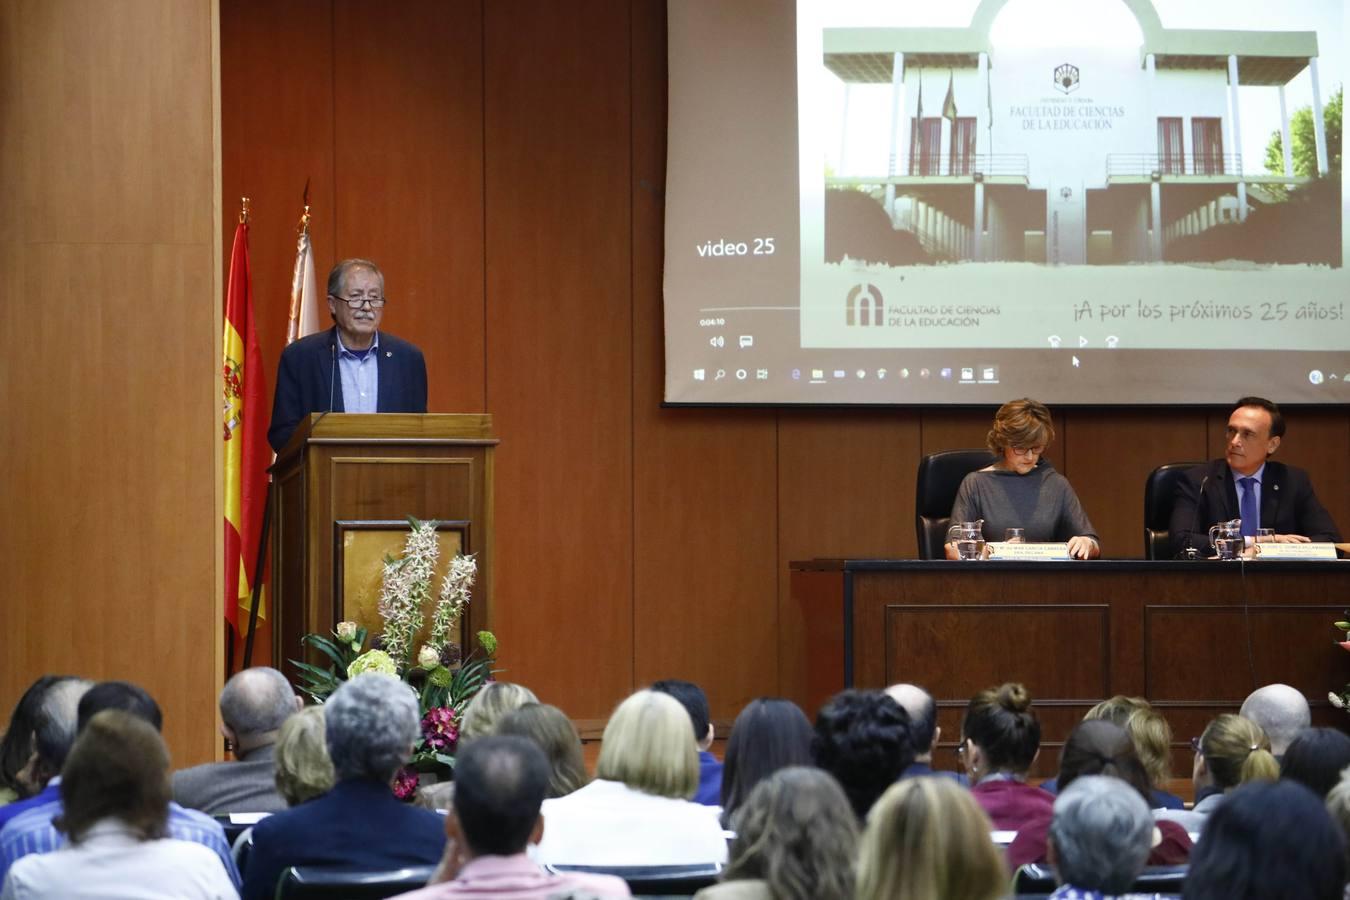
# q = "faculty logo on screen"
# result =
<box><xmin>1054</xmin><ymin>63</ymin><xmax>1080</xmax><ymax>94</ymax></box>
<box><xmin>846</xmin><ymin>283</ymin><xmax>885</xmax><ymax>327</ymax></box>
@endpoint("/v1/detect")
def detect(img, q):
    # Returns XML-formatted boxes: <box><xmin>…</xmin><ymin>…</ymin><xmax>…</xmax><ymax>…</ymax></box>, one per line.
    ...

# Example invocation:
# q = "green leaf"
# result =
<box><xmin>1334</xmin><ymin>621</ymin><xmax>1350</xmax><ymax>631</ymax></box>
<box><xmin>433</xmin><ymin>752</ymin><xmax>457</xmax><ymax>768</ymax></box>
<box><xmin>302</xmin><ymin>634</ymin><xmax>350</xmax><ymax>669</ymax></box>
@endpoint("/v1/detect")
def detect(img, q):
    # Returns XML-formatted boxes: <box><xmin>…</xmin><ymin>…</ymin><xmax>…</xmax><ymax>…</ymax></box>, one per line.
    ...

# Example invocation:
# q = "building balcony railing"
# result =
<box><xmin>902</xmin><ymin>153</ymin><xmax>1030</xmax><ymax>178</ymax></box>
<box><xmin>1106</xmin><ymin>153</ymin><xmax>1243</xmax><ymax>178</ymax></box>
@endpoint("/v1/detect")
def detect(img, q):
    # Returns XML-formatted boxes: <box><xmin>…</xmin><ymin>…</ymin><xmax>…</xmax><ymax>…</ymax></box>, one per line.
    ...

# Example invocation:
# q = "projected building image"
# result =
<box><xmin>823</xmin><ymin>0</ymin><xmax>1340</xmax><ymax>268</ymax></box>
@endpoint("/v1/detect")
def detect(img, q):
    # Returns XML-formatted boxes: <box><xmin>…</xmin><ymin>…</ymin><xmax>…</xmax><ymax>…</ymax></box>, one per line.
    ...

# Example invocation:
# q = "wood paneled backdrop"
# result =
<box><xmin>0</xmin><ymin>0</ymin><xmax>222</xmax><ymax>764</ymax></box>
<box><xmin>3</xmin><ymin>0</ymin><xmax>1345</xmax><ymax>768</ymax></box>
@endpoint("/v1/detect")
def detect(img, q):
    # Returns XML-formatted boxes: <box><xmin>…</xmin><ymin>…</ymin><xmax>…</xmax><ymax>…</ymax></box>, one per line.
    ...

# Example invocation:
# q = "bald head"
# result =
<box><xmin>886</xmin><ymin>683</ymin><xmax>938</xmax><ymax>758</ymax></box>
<box><xmin>1239</xmin><ymin>684</ymin><xmax>1310</xmax><ymax>756</ymax></box>
<box><xmin>220</xmin><ymin>667</ymin><xmax>299</xmax><ymax>750</ymax></box>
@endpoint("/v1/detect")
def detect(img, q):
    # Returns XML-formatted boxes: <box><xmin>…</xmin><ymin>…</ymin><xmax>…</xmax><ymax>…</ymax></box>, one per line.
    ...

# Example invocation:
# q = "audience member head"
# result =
<box><xmin>1058</xmin><ymin>719</ymin><xmax>1154</xmax><ymax>801</ymax></box>
<box><xmin>1123</xmin><ymin>706</ymin><xmax>1173</xmax><ymax>788</ymax></box>
<box><xmin>496</xmin><ymin>703</ymin><xmax>588</xmax><ymax>798</ymax></box>
<box><xmin>720</xmin><ymin>697</ymin><xmax>814</xmax><ymax>823</ymax></box>
<box><xmin>885</xmin><ymin>683</ymin><xmax>940</xmax><ymax>759</ymax></box>
<box><xmin>857</xmin><ymin>776</ymin><xmax>1006</xmax><ymax>900</ymax></box>
<box><xmin>1323</xmin><ymin>773</ymin><xmax>1350</xmax><ymax>876</ymax></box>
<box><xmin>1239</xmin><ymin>683</ymin><xmax>1310</xmax><ymax>756</ymax></box>
<box><xmin>29</xmin><ymin>677</ymin><xmax>94</xmax><ymax>786</ymax></box>
<box><xmin>1195</xmin><ymin>714</ymin><xmax>1278</xmax><ymax>792</ymax></box>
<box><xmin>459</xmin><ymin>682</ymin><xmax>538</xmax><ymax>743</ymax></box>
<box><xmin>54</xmin><ymin>710</ymin><xmax>171</xmax><ymax>844</ymax></box>
<box><xmin>77</xmin><ymin>681</ymin><xmax>162</xmax><ymax>733</ymax></box>
<box><xmin>273</xmin><ymin>705</ymin><xmax>334</xmax><ymax>806</ymax></box>
<box><xmin>812</xmin><ymin>689</ymin><xmax>914</xmax><ymax>819</ymax></box>
<box><xmin>651</xmin><ymin>679</ymin><xmax>714</xmax><ymax>749</ymax></box>
<box><xmin>723</xmin><ymin>767</ymin><xmax>858</xmax><ymax>900</ymax></box>
<box><xmin>960</xmin><ymin>682</ymin><xmax>1040</xmax><ymax>780</ymax></box>
<box><xmin>0</xmin><ymin>675</ymin><xmax>75</xmax><ymax>797</ymax></box>
<box><xmin>1083</xmin><ymin>694</ymin><xmax>1150</xmax><ymax>727</ymax></box>
<box><xmin>1049</xmin><ymin>776</ymin><xmax>1153</xmax><ymax>895</ymax></box>
<box><xmin>1280</xmin><ymin>727</ymin><xmax>1350</xmax><ymax>799</ymax></box>
<box><xmin>986</xmin><ymin>398</ymin><xmax>1054</xmax><ymax>455</ymax></box>
<box><xmin>325</xmin><ymin>674</ymin><xmax>418</xmax><ymax>783</ymax></box>
<box><xmin>1184</xmin><ymin>780</ymin><xmax>1345</xmax><ymax>900</ymax></box>
<box><xmin>218</xmin><ymin>667</ymin><xmax>299</xmax><ymax>754</ymax></box>
<box><xmin>449</xmin><ymin>735</ymin><xmax>550</xmax><ymax>858</ymax></box>
<box><xmin>597</xmin><ymin>690</ymin><xmax>699</xmax><ymax>799</ymax></box>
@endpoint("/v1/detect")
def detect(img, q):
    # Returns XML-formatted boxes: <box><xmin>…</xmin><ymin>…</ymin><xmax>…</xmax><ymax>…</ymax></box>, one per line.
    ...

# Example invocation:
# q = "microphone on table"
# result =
<box><xmin>1177</xmin><ymin>474</ymin><xmax>1209</xmax><ymax>560</ymax></box>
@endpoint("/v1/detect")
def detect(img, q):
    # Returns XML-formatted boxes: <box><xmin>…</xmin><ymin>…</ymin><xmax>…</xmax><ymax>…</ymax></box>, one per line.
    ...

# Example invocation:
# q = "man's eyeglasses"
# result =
<box><xmin>333</xmin><ymin>295</ymin><xmax>386</xmax><ymax>309</ymax></box>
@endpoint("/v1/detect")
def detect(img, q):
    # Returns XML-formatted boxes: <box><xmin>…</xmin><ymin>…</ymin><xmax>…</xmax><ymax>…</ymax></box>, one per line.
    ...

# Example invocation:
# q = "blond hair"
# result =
<box><xmin>856</xmin><ymin>777</ymin><xmax>1006</xmax><ymax>900</ymax></box>
<box><xmin>1123</xmin><ymin>707</ymin><xmax>1172</xmax><ymax>786</ymax></box>
<box><xmin>459</xmin><ymin>682</ymin><xmax>538</xmax><ymax>742</ymax></box>
<box><xmin>596</xmin><ymin>690</ymin><xmax>698</xmax><ymax>799</ymax></box>
<box><xmin>1201</xmin><ymin>714</ymin><xmax>1279</xmax><ymax>788</ymax></box>
<box><xmin>274</xmin><ymin>705</ymin><xmax>335</xmax><ymax>806</ymax></box>
<box><xmin>987</xmin><ymin>398</ymin><xmax>1054</xmax><ymax>454</ymax></box>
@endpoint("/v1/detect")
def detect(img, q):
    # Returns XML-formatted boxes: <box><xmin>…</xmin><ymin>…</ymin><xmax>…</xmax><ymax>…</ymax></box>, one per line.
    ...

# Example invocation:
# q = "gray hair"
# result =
<box><xmin>1239</xmin><ymin>684</ymin><xmax>1310</xmax><ymax>755</ymax></box>
<box><xmin>324</xmin><ymin>674</ymin><xmax>418</xmax><ymax>782</ymax></box>
<box><xmin>34</xmin><ymin>679</ymin><xmax>94</xmax><ymax>769</ymax></box>
<box><xmin>219</xmin><ymin>667</ymin><xmax>296</xmax><ymax>737</ymax></box>
<box><xmin>1049</xmin><ymin>775</ymin><xmax>1153</xmax><ymax>894</ymax></box>
<box><xmin>326</xmin><ymin>258</ymin><xmax>384</xmax><ymax>299</ymax></box>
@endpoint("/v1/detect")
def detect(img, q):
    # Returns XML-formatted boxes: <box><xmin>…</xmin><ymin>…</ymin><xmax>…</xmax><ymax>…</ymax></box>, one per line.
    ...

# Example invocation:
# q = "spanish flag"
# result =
<box><xmin>222</xmin><ymin>216</ymin><xmax>269</xmax><ymax>632</ymax></box>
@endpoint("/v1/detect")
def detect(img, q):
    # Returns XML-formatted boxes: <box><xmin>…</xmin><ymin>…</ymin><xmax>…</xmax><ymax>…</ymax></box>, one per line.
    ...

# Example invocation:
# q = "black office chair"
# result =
<box><xmin>915</xmin><ymin>449</ymin><xmax>997</xmax><ymax>559</ymax></box>
<box><xmin>1143</xmin><ymin>462</ymin><xmax>1204</xmax><ymax>559</ymax></box>
<box><xmin>274</xmin><ymin>865</ymin><xmax>435</xmax><ymax>899</ymax></box>
<box><xmin>1015</xmin><ymin>862</ymin><xmax>1187</xmax><ymax>895</ymax></box>
<box><xmin>547</xmin><ymin>862</ymin><xmax>723</xmax><ymax>896</ymax></box>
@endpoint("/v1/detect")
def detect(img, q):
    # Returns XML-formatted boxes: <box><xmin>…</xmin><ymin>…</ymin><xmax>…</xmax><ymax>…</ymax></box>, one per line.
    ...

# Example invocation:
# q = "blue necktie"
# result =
<box><xmin>1239</xmin><ymin>476</ymin><xmax>1259</xmax><ymax>537</ymax></box>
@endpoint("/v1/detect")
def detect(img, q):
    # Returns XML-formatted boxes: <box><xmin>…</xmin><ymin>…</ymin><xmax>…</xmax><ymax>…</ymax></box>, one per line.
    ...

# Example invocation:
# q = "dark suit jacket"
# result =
<box><xmin>240</xmin><ymin>778</ymin><xmax>446</xmax><ymax>900</ymax></box>
<box><xmin>267</xmin><ymin>328</ymin><xmax>428</xmax><ymax>452</ymax></box>
<box><xmin>172</xmin><ymin>745</ymin><xmax>287</xmax><ymax>815</ymax></box>
<box><xmin>1168</xmin><ymin>458</ymin><xmax>1341</xmax><ymax>557</ymax></box>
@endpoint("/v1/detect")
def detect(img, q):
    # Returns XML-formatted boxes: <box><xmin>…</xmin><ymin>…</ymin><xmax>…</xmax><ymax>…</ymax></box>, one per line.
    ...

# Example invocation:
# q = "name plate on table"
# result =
<box><xmin>987</xmin><ymin>542</ymin><xmax>1070</xmax><ymax>560</ymax></box>
<box><xmin>1255</xmin><ymin>543</ymin><xmax>1339</xmax><ymax>560</ymax></box>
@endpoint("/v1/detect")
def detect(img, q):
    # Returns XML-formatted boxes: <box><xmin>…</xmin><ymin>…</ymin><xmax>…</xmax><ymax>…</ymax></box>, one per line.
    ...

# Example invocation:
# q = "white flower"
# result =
<box><xmin>1330</xmin><ymin>692</ymin><xmax>1344</xmax><ymax>709</ymax></box>
<box><xmin>336</xmin><ymin>621</ymin><xmax>358</xmax><ymax>642</ymax></box>
<box><xmin>417</xmin><ymin>644</ymin><xmax>442</xmax><ymax>671</ymax></box>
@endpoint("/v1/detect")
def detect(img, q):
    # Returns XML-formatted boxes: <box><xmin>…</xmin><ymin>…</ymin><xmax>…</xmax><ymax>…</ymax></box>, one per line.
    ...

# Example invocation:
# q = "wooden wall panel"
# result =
<box><xmin>332</xmin><ymin>1</ymin><xmax>485</xmax><ymax>416</ymax></box>
<box><xmin>1062</xmin><ymin>411</ymin><xmax>1208</xmax><ymax>557</ymax></box>
<box><xmin>0</xmin><ymin>0</ymin><xmax>220</xmax><ymax>766</ymax></box>
<box><xmin>629</xmin><ymin>0</ymin><xmax>780</xmax><ymax>720</ymax></box>
<box><xmin>483</xmin><ymin>0</ymin><xmax>635</xmax><ymax>720</ymax></box>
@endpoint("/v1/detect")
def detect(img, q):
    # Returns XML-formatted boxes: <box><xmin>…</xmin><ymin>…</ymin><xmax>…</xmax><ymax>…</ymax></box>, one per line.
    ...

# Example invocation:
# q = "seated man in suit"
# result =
<box><xmin>267</xmin><ymin>258</ymin><xmax>428</xmax><ymax>452</ymax></box>
<box><xmin>391</xmin><ymin>736</ymin><xmax>630</xmax><ymax>899</ymax></box>
<box><xmin>173</xmin><ymin>666</ymin><xmax>300</xmax><ymax>814</ymax></box>
<box><xmin>241</xmin><ymin>673</ymin><xmax>446</xmax><ymax>900</ymax></box>
<box><xmin>1169</xmin><ymin>396</ymin><xmax>1341</xmax><ymax>557</ymax></box>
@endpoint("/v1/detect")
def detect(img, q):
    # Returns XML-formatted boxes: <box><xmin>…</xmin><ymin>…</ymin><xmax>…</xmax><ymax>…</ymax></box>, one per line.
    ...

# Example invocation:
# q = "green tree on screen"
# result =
<box><xmin>1264</xmin><ymin>86</ymin><xmax>1342</xmax><ymax>178</ymax></box>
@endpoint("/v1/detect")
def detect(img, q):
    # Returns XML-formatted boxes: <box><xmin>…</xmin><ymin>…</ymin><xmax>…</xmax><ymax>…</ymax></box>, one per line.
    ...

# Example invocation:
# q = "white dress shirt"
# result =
<box><xmin>0</xmin><ymin>818</ymin><xmax>238</xmax><ymax>900</ymax></box>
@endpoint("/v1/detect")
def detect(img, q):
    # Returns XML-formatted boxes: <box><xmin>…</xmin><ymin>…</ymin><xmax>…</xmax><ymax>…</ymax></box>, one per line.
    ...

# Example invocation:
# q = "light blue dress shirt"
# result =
<box><xmin>336</xmin><ymin>331</ymin><xmax>380</xmax><ymax>414</ymax></box>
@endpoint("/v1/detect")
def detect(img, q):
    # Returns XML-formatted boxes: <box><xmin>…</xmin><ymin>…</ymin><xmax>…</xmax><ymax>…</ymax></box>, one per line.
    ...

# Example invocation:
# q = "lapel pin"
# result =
<box><xmin>386</xmin><ymin>351</ymin><xmax>392</xmax><ymax>358</ymax></box>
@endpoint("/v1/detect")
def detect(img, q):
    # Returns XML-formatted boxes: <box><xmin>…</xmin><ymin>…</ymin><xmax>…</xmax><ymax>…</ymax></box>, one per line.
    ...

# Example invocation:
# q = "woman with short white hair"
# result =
<box><xmin>534</xmin><ymin>690</ymin><xmax>727</xmax><ymax>866</ymax></box>
<box><xmin>1047</xmin><ymin>776</ymin><xmax>1154</xmax><ymax>899</ymax></box>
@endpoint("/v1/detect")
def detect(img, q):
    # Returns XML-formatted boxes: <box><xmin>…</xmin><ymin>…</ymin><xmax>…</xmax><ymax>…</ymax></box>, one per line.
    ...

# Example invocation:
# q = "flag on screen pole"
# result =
<box><xmin>223</xmin><ymin>203</ymin><xmax>269</xmax><ymax>632</ymax></box>
<box><xmin>942</xmin><ymin>71</ymin><xmax>958</xmax><ymax>121</ymax></box>
<box><xmin>914</xmin><ymin>69</ymin><xmax>925</xmax><ymax>157</ymax></box>
<box><xmin>285</xmin><ymin>218</ymin><xmax>319</xmax><ymax>344</ymax></box>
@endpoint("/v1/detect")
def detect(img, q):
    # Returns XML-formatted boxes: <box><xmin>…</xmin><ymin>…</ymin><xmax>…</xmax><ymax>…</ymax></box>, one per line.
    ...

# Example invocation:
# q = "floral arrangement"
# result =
<box><xmin>1329</xmin><ymin>613</ymin><xmax>1350</xmax><ymax>712</ymax></box>
<box><xmin>291</xmin><ymin>517</ymin><xmax>497</xmax><ymax>799</ymax></box>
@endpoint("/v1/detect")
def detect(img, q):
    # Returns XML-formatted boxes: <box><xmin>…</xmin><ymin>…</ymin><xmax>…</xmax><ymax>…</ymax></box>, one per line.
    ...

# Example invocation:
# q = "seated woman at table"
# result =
<box><xmin>946</xmin><ymin>397</ymin><xmax>1100</xmax><ymax>559</ymax></box>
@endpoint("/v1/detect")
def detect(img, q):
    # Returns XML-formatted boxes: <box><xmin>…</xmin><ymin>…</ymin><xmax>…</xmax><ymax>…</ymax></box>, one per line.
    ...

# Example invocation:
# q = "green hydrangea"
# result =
<box><xmin>347</xmin><ymin>649</ymin><xmax>397</xmax><ymax>679</ymax></box>
<box><xmin>477</xmin><ymin>630</ymin><xmax>498</xmax><ymax>656</ymax></box>
<box><xmin>428</xmin><ymin>666</ymin><xmax>453</xmax><ymax>689</ymax></box>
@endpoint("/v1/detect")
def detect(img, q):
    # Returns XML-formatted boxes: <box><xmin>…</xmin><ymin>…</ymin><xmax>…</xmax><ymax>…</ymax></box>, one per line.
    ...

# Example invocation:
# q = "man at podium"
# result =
<box><xmin>268</xmin><ymin>259</ymin><xmax>428</xmax><ymax>452</ymax></box>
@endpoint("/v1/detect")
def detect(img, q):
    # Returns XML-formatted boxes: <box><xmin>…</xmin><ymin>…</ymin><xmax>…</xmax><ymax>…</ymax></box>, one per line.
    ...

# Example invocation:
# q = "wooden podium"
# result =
<box><xmin>270</xmin><ymin>414</ymin><xmax>497</xmax><ymax>676</ymax></box>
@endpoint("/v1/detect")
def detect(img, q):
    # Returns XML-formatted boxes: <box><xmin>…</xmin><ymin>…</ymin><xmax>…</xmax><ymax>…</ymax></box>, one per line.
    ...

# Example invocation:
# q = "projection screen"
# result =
<box><xmin>663</xmin><ymin>0</ymin><xmax>1349</xmax><ymax>405</ymax></box>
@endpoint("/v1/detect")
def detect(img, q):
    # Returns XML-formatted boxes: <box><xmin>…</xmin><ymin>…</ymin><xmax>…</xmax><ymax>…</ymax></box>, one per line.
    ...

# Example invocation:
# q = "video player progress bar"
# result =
<box><xmin>699</xmin><ymin>306</ymin><xmax>799</xmax><ymax>311</ymax></box>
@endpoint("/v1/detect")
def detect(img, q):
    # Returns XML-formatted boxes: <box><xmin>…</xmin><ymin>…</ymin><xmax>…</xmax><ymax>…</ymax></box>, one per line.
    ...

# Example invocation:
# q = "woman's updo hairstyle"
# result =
<box><xmin>987</xmin><ymin>398</ymin><xmax>1054</xmax><ymax>455</ymax></box>
<box><xmin>961</xmin><ymin>682</ymin><xmax>1041</xmax><ymax>774</ymax></box>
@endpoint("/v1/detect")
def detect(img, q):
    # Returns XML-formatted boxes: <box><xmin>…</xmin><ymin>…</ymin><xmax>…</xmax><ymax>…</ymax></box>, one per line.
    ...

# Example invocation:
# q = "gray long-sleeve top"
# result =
<box><xmin>950</xmin><ymin>460</ymin><xmax>1098</xmax><ymax>545</ymax></box>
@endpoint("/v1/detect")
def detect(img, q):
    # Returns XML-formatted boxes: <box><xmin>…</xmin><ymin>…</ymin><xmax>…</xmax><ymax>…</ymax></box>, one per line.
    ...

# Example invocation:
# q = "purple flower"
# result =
<box><xmin>421</xmin><ymin>706</ymin><xmax>459</xmax><ymax>750</ymax></box>
<box><xmin>392</xmin><ymin>765</ymin><xmax>420</xmax><ymax>801</ymax></box>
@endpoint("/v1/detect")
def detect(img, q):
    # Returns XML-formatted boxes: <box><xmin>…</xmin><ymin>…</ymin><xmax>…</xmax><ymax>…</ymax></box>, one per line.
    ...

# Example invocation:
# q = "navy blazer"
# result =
<box><xmin>267</xmin><ymin>327</ymin><xmax>428</xmax><ymax>452</ymax></box>
<box><xmin>240</xmin><ymin>778</ymin><xmax>446</xmax><ymax>900</ymax></box>
<box><xmin>1168</xmin><ymin>458</ymin><xmax>1341</xmax><ymax>557</ymax></box>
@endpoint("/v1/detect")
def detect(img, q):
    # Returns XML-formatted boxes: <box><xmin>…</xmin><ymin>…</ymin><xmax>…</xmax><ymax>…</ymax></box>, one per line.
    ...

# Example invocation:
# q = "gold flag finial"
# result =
<box><xmin>297</xmin><ymin>178</ymin><xmax>312</xmax><ymax>235</ymax></box>
<box><xmin>239</xmin><ymin>196</ymin><xmax>251</xmax><ymax>224</ymax></box>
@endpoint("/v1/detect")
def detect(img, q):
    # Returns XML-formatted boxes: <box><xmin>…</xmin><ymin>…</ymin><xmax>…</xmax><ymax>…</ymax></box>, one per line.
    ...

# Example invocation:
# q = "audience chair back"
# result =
<box><xmin>547</xmin><ymin>862</ymin><xmax>723</xmax><ymax>895</ymax></box>
<box><xmin>1014</xmin><ymin>862</ymin><xmax>1188</xmax><ymax>895</ymax></box>
<box><xmin>1143</xmin><ymin>462</ymin><xmax>1204</xmax><ymax>559</ymax></box>
<box><xmin>274</xmin><ymin>865</ymin><xmax>436</xmax><ymax>899</ymax></box>
<box><xmin>915</xmin><ymin>449</ymin><xmax>997</xmax><ymax>559</ymax></box>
